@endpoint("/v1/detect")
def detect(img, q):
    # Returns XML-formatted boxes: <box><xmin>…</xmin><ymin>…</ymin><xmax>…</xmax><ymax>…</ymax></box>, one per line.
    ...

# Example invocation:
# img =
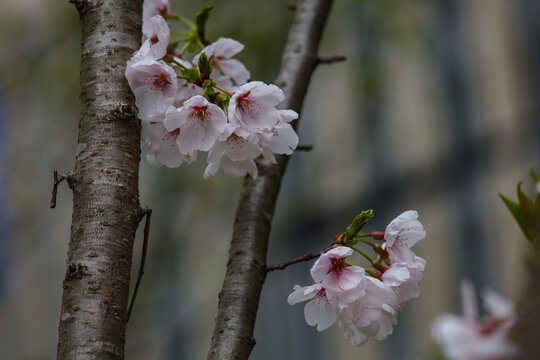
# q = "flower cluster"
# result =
<box><xmin>126</xmin><ymin>1</ymin><xmax>299</xmax><ymax>178</ymax></box>
<box><xmin>431</xmin><ymin>281</ymin><xmax>519</xmax><ymax>360</ymax></box>
<box><xmin>288</xmin><ymin>210</ymin><xmax>426</xmax><ymax>346</ymax></box>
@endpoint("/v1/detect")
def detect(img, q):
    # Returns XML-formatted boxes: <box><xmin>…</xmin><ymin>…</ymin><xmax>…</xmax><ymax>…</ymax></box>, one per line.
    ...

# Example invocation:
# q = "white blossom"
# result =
<box><xmin>193</xmin><ymin>38</ymin><xmax>250</xmax><ymax>91</ymax></box>
<box><xmin>260</xmin><ymin>110</ymin><xmax>299</xmax><ymax>163</ymax></box>
<box><xmin>164</xmin><ymin>96</ymin><xmax>228</xmax><ymax>158</ymax></box>
<box><xmin>431</xmin><ymin>281</ymin><xmax>519</xmax><ymax>360</ymax></box>
<box><xmin>203</xmin><ymin>130</ymin><xmax>261</xmax><ymax>179</ymax></box>
<box><xmin>143</xmin><ymin>0</ymin><xmax>170</xmax><ymax>40</ymax></box>
<box><xmin>126</xmin><ymin>58</ymin><xmax>177</xmax><ymax>121</ymax></box>
<box><xmin>228</xmin><ymin>81</ymin><xmax>289</xmax><ymax>135</ymax></box>
<box><xmin>141</xmin><ymin>121</ymin><xmax>189</xmax><ymax>168</ymax></box>
<box><xmin>288</xmin><ymin>284</ymin><xmax>338</xmax><ymax>331</ymax></box>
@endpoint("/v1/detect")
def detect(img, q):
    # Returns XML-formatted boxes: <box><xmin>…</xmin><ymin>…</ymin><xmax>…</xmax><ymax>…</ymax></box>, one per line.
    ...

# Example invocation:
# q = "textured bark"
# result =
<box><xmin>57</xmin><ymin>1</ymin><xmax>142</xmax><ymax>359</ymax></box>
<box><xmin>207</xmin><ymin>1</ymin><xmax>335</xmax><ymax>359</ymax></box>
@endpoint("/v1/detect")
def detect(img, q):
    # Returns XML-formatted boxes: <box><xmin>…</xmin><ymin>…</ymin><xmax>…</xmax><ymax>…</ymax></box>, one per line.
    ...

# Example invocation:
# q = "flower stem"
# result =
<box><xmin>177</xmin><ymin>42</ymin><xmax>190</xmax><ymax>57</ymax></box>
<box><xmin>212</xmin><ymin>83</ymin><xmax>232</xmax><ymax>97</ymax></box>
<box><xmin>357</xmin><ymin>238</ymin><xmax>378</xmax><ymax>250</ymax></box>
<box><xmin>167</xmin><ymin>13</ymin><xmax>196</xmax><ymax>29</ymax></box>
<box><xmin>348</xmin><ymin>245</ymin><xmax>374</xmax><ymax>264</ymax></box>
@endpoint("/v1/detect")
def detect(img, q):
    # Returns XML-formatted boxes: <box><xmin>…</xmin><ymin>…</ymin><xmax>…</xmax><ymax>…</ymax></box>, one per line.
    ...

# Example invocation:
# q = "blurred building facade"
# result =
<box><xmin>0</xmin><ymin>0</ymin><xmax>538</xmax><ymax>359</ymax></box>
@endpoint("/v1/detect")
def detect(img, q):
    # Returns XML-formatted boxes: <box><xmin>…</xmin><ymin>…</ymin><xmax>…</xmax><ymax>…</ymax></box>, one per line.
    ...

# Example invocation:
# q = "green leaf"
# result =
<box><xmin>517</xmin><ymin>182</ymin><xmax>540</xmax><ymax>252</ymax></box>
<box><xmin>179</xmin><ymin>67</ymin><xmax>199</xmax><ymax>83</ymax></box>
<box><xmin>198</xmin><ymin>52</ymin><xmax>212</xmax><ymax>80</ymax></box>
<box><xmin>344</xmin><ymin>210</ymin><xmax>374</xmax><ymax>244</ymax></box>
<box><xmin>500</xmin><ymin>193</ymin><xmax>530</xmax><ymax>241</ymax></box>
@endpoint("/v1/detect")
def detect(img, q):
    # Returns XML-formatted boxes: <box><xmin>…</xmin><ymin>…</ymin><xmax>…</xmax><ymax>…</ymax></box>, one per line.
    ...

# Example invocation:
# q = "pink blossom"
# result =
<box><xmin>141</xmin><ymin>121</ymin><xmax>189</xmax><ymax>168</ymax></box>
<box><xmin>146</xmin><ymin>15</ymin><xmax>171</xmax><ymax>60</ymax></box>
<box><xmin>228</xmin><ymin>82</ymin><xmax>287</xmax><ymax>135</ymax></box>
<box><xmin>287</xmin><ymin>284</ymin><xmax>338</xmax><ymax>331</ymax></box>
<box><xmin>288</xmin><ymin>246</ymin><xmax>401</xmax><ymax>346</ymax></box>
<box><xmin>384</xmin><ymin>210</ymin><xmax>426</xmax><ymax>251</ymax></box>
<box><xmin>164</xmin><ymin>96</ymin><xmax>228</xmax><ymax>158</ymax></box>
<box><xmin>203</xmin><ymin>130</ymin><xmax>261</xmax><ymax>179</ymax></box>
<box><xmin>338</xmin><ymin>277</ymin><xmax>399</xmax><ymax>346</ymax></box>
<box><xmin>311</xmin><ymin>246</ymin><xmax>365</xmax><ymax>293</ymax></box>
<box><xmin>260</xmin><ymin>110</ymin><xmax>299</xmax><ymax>163</ymax></box>
<box><xmin>193</xmin><ymin>38</ymin><xmax>250</xmax><ymax>91</ymax></box>
<box><xmin>143</xmin><ymin>0</ymin><xmax>170</xmax><ymax>40</ymax></box>
<box><xmin>431</xmin><ymin>281</ymin><xmax>519</xmax><ymax>360</ymax></box>
<box><xmin>382</xmin><ymin>260</ymin><xmax>425</xmax><ymax>305</ymax></box>
<box><xmin>126</xmin><ymin>58</ymin><xmax>178</xmax><ymax>121</ymax></box>
<box><xmin>380</xmin><ymin>211</ymin><xmax>426</xmax><ymax>304</ymax></box>
<box><xmin>131</xmin><ymin>16</ymin><xmax>171</xmax><ymax>62</ymax></box>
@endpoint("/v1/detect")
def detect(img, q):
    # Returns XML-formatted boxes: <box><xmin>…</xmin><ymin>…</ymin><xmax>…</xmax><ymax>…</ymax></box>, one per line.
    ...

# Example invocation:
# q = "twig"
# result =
<box><xmin>126</xmin><ymin>208</ymin><xmax>152</xmax><ymax>323</ymax></box>
<box><xmin>267</xmin><ymin>248</ymin><xmax>329</xmax><ymax>272</ymax></box>
<box><xmin>50</xmin><ymin>170</ymin><xmax>69</xmax><ymax>208</ymax></box>
<box><xmin>296</xmin><ymin>144</ymin><xmax>313</xmax><ymax>151</ymax></box>
<box><xmin>317</xmin><ymin>55</ymin><xmax>347</xmax><ymax>65</ymax></box>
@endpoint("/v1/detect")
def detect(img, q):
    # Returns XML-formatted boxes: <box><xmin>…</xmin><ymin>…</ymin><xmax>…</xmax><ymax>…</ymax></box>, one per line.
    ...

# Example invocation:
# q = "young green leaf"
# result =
<box><xmin>344</xmin><ymin>210</ymin><xmax>374</xmax><ymax>244</ymax></box>
<box><xmin>517</xmin><ymin>183</ymin><xmax>540</xmax><ymax>252</ymax></box>
<box><xmin>198</xmin><ymin>52</ymin><xmax>212</xmax><ymax>80</ymax></box>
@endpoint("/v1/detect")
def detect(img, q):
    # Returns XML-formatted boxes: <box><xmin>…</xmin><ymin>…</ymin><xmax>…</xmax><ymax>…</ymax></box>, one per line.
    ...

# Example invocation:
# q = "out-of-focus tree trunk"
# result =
<box><xmin>57</xmin><ymin>1</ymin><xmax>142</xmax><ymax>359</ymax></box>
<box><xmin>206</xmin><ymin>1</ymin><xmax>335</xmax><ymax>359</ymax></box>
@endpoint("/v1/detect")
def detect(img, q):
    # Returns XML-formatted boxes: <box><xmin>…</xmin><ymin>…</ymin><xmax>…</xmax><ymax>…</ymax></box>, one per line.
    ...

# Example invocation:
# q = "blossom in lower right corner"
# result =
<box><xmin>431</xmin><ymin>280</ymin><xmax>519</xmax><ymax>360</ymax></box>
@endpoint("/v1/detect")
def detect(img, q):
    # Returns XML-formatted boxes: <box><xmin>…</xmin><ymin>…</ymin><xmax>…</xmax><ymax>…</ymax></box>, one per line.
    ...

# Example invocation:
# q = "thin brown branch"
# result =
<box><xmin>317</xmin><ymin>55</ymin><xmax>347</xmax><ymax>65</ymax></box>
<box><xmin>266</xmin><ymin>249</ymin><xmax>326</xmax><ymax>272</ymax></box>
<box><xmin>126</xmin><ymin>208</ymin><xmax>152</xmax><ymax>323</ymax></box>
<box><xmin>207</xmin><ymin>1</ymin><xmax>335</xmax><ymax>359</ymax></box>
<box><xmin>296</xmin><ymin>144</ymin><xmax>313</xmax><ymax>151</ymax></box>
<box><xmin>50</xmin><ymin>170</ymin><xmax>69</xmax><ymax>208</ymax></box>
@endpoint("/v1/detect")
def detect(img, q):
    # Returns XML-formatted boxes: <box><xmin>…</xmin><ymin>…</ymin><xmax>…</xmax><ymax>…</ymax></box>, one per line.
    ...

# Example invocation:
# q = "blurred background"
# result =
<box><xmin>0</xmin><ymin>0</ymin><xmax>539</xmax><ymax>359</ymax></box>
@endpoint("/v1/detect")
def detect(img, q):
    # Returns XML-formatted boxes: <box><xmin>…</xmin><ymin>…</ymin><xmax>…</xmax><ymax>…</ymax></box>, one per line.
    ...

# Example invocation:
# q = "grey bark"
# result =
<box><xmin>207</xmin><ymin>1</ymin><xmax>335</xmax><ymax>359</ymax></box>
<box><xmin>57</xmin><ymin>1</ymin><xmax>142</xmax><ymax>359</ymax></box>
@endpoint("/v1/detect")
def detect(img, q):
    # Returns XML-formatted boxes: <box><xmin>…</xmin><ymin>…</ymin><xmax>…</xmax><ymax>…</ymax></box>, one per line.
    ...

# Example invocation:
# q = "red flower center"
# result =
<box><xmin>235</xmin><ymin>91</ymin><xmax>252</xmax><ymax>112</ymax></box>
<box><xmin>329</xmin><ymin>257</ymin><xmax>346</xmax><ymax>277</ymax></box>
<box><xmin>153</xmin><ymin>73</ymin><xmax>171</xmax><ymax>91</ymax></box>
<box><xmin>191</xmin><ymin>105</ymin><xmax>209</xmax><ymax>120</ymax></box>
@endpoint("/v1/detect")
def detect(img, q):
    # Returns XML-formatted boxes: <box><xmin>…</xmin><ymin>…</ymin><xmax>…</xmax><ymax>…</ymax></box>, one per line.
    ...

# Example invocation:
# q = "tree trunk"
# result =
<box><xmin>207</xmin><ymin>1</ymin><xmax>335</xmax><ymax>359</ymax></box>
<box><xmin>57</xmin><ymin>1</ymin><xmax>142</xmax><ymax>359</ymax></box>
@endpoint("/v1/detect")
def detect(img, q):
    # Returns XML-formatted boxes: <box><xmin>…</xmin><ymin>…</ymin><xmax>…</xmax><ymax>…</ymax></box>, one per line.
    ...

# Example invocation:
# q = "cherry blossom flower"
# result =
<box><xmin>164</xmin><ymin>96</ymin><xmax>228</xmax><ymax>158</ymax></box>
<box><xmin>311</xmin><ymin>247</ymin><xmax>365</xmax><ymax>293</ymax></box>
<box><xmin>203</xmin><ymin>130</ymin><xmax>261</xmax><ymax>179</ymax></box>
<box><xmin>260</xmin><ymin>110</ymin><xmax>299</xmax><ymax>163</ymax></box>
<box><xmin>287</xmin><ymin>284</ymin><xmax>338</xmax><ymax>331</ymax></box>
<box><xmin>288</xmin><ymin>246</ymin><xmax>401</xmax><ymax>346</ymax></box>
<box><xmin>228</xmin><ymin>81</ymin><xmax>289</xmax><ymax>135</ymax></box>
<box><xmin>338</xmin><ymin>276</ymin><xmax>398</xmax><ymax>346</ymax></box>
<box><xmin>143</xmin><ymin>0</ymin><xmax>170</xmax><ymax>40</ymax></box>
<box><xmin>126</xmin><ymin>58</ymin><xmax>178</xmax><ymax>121</ymax></box>
<box><xmin>382</xmin><ymin>259</ymin><xmax>425</xmax><ymax>305</ymax></box>
<box><xmin>145</xmin><ymin>15</ymin><xmax>171</xmax><ymax>60</ymax></box>
<box><xmin>378</xmin><ymin>211</ymin><xmax>426</xmax><ymax>304</ymax></box>
<box><xmin>193</xmin><ymin>38</ymin><xmax>250</xmax><ymax>91</ymax></box>
<box><xmin>141</xmin><ymin>121</ymin><xmax>189</xmax><ymax>168</ymax></box>
<box><xmin>431</xmin><ymin>281</ymin><xmax>519</xmax><ymax>360</ymax></box>
<box><xmin>383</xmin><ymin>210</ymin><xmax>426</xmax><ymax>263</ymax></box>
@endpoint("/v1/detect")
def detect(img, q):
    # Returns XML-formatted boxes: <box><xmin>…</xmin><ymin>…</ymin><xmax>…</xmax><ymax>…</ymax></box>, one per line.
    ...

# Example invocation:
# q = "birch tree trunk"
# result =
<box><xmin>57</xmin><ymin>1</ymin><xmax>142</xmax><ymax>359</ymax></box>
<box><xmin>207</xmin><ymin>1</ymin><xmax>335</xmax><ymax>359</ymax></box>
